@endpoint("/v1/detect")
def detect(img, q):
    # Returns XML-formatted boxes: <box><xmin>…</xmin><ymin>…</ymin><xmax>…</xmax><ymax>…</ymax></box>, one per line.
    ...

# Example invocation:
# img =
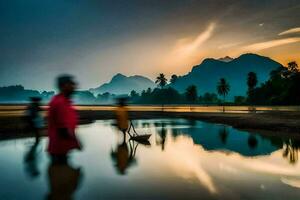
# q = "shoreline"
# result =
<box><xmin>0</xmin><ymin>109</ymin><xmax>300</xmax><ymax>140</ymax></box>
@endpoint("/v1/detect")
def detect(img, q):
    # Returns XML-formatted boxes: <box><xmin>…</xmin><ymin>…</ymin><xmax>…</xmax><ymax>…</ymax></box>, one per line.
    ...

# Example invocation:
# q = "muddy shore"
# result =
<box><xmin>0</xmin><ymin>109</ymin><xmax>300</xmax><ymax>140</ymax></box>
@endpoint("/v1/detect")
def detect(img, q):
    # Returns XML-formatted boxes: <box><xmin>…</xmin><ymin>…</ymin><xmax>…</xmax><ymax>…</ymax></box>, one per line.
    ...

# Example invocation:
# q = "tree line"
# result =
<box><xmin>129</xmin><ymin>61</ymin><xmax>299</xmax><ymax>106</ymax></box>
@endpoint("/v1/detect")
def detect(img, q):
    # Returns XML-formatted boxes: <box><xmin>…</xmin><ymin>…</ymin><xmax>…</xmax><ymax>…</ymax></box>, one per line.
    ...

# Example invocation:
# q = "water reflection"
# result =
<box><xmin>2</xmin><ymin>119</ymin><xmax>300</xmax><ymax>199</ymax></box>
<box><xmin>46</xmin><ymin>160</ymin><xmax>83</xmax><ymax>200</ymax></box>
<box><xmin>218</xmin><ymin>126</ymin><xmax>229</xmax><ymax>145</ymax></box>
<box><xmin>283</xmin><ymin>139</ymin><xmax>300</xmax><ymax>164</ymax></box>
<box><xmin>111</xmin><ymin>135</ymin><xmax>150</xmax><ymax>175</ymax></box>
<box><xmin>24</xmin><ymin>139</ymin><xmax>41</xmax><ymax>178</ymax></box>
<box><xmin>156</xmin><ymin>122</ymin><xmax>167</xmax><ymax>151</ymax></box>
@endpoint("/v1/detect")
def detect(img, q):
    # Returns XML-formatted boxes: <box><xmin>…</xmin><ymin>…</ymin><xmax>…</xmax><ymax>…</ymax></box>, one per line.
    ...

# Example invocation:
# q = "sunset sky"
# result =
<box><xmin>0</xmin><ymin>0</ymin><xmax>299</xmax><ymax>90</ymax></box>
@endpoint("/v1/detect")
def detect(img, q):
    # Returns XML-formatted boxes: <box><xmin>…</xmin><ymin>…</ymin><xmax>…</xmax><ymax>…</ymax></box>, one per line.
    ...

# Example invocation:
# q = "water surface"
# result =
<box><xmin>0</xmin><ymin>119</ymin><xmax>300</xmax><ymax>199</ymax></box>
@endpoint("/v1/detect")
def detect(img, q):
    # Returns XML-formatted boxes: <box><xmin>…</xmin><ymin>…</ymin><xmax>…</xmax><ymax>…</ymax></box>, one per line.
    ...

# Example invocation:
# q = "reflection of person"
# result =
<box><xmin>111</xmin><ymin>139</ymin><xmax>137</xmax><ymax>175</ymax></box>
<box><xmin>115</xmin><ymin>97</ymin><xmax>129</xmax><ymax>139</ymax></box>
<box><xmin>25</xmin><ymin>97</ymin><xmax>44</xmax><ymax>141</ymax></box>
<box><xmin>47</xmin><ymin>75</ymin><xmax>81</xmax><ymax>161</ymax></box>
<box><xmin>24</xmin><ymin>139</ymin><xmax>41</xmax><ymax>178</ymax></box>
<box><xmin>46</xmin><ymin>160</ymin><xmax>82</xmax><ymax>200</ymax></box>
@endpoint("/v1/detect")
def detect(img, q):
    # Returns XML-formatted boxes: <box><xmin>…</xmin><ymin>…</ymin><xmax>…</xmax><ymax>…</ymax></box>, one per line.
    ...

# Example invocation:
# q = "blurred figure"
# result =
<box><xmin>115</xmin><ymin>97</ymin><xmax>130</xmax><ymax>139</ymax></box>
<box><xmin>47</xmin><ymin>75</ymin><xmax>81</xmax><ymax>162</ymax></box>
<box><xmin>24</xmin><ymin>139</ymin><xmax>41</xmax><ymax>178</ymax></box>
<box><xmin>46</xmin><ymin>159</ymin><xmax>82</xmax><ymax>200</ymax></box>
<box><xmin>25</xmin><ymin>97</ymin><xmax>44</xmax><ymax>141</ymax></box>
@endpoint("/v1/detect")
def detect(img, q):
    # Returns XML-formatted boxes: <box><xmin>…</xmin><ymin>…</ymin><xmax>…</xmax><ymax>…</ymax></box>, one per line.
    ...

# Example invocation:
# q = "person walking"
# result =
<box><xmin>47</xmin><ymin>75</ymin><xmax>81</xmax><ymax>163</ymax></box>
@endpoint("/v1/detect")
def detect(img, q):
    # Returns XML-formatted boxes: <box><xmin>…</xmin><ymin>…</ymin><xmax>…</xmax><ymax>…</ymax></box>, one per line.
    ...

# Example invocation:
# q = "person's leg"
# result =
<box><xmin>122</xmin><ymin>130</ymin><xmax>127</xmax><ymax>142</ymax></box>
<box><xmin>50</xmin><ymin>154</ymin><xmax>68</xmax><ymax>164</ymax></box>
<box><xmin>34</xmin><ymin>128</ymin><xmax>40</xmax><ymax>142</ymax></box>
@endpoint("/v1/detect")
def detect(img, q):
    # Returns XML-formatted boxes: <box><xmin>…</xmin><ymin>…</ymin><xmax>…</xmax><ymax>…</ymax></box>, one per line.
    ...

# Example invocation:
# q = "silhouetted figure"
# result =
<box><xmin>25</xmin><ymin>97</ymin><xmax>44</xmax><ymax>141</ymax></box>
<box><xmin>24</xmin><ymin>139</ymin><xmax>41</xmax><ymax>178</ymax></box>
<box><xmin>248</xmin><ymin>135</ymin><xmax>258</xmax><ymax>149</ymax></box>
<box><xmin>219</xmin><ymin>126</ymin><xmax>229</xmax><ymax>145</ymax></box>
<box><xmin>115</xmin><ymin>97</ymin><xmax>130</xmax><ymax>139</ymax></box>
<box><xmin>110</xmin><ymin>138</ymin><xmax>137</xmax><ymax>175</ymax></box>
<box><xmin>46</xmin><ymin>159</ymin><xmax>82</xmax><ymax>200</ymax></box>
<box><xmin>47</xmin><ymin>75</ymin><xmax>81</xmax><ymax>161</ymax></box>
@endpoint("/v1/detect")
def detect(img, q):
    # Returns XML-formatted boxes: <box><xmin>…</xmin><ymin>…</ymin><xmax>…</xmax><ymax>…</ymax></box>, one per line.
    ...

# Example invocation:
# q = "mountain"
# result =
<box><xmin>170</xmin><ymin>53</ymin><xmax>282</xmax><ymax>99</ymax></box>
<box><xmin>90</xmin><ymin>73</ymin><xmax>156</xmax><ymax>95</ymax></box>
<box><xmin>218</xmin><ymin>56</ymin><xmax>233</xmax><ymax>62</ymax></box>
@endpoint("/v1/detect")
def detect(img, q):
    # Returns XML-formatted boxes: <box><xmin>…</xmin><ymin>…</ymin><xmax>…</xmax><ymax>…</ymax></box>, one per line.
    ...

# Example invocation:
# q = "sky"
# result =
<box><xmin>0</xmin><ymin>0</ymin><xmax>300</xmax><ymax>91</ymax></box>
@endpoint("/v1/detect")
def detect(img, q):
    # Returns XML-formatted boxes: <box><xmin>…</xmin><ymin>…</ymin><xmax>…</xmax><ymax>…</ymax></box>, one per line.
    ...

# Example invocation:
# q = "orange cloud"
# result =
<box><xmin>242</xmin><ymin>37</ymin><xmax>300</xmax><ymax>52</ymax></box>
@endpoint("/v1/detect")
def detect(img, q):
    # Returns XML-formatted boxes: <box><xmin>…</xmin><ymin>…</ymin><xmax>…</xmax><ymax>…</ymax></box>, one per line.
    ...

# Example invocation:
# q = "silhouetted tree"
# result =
<box><xmin>199</xmin><ymin>92</ymin><xmax>219</xmax><ymax>104</ymax></box>
<box><xmin>287</xmin><ymin>61</ymin><xmax>299</xmax><ymax>74</ymax></box>
<box><xmin>249</xmin><ymin>61</ymin><xmax>300</xmax><ymax>105</ymax></box>
<box><xmin>130</xmin><ymin>90</ymin><xmax>138</xmax><ymax>98</ymax></box>
<box><xmin>155</xmin><ymin>73</ymin><xmax>167</xmax><ymax>89</ymax></box>
<box><xmin>170</xmin><ymin>74</ymin><xmax>178</xmax><ymax>84</ymax></box>
<box><xmin>185</xmin><ymin>85</ymin><xmax>198</xmax><ymax>110</ymax></box>
<box><xmin>217</xmin><ymin>78</ymin><xmax>230</xmax><ymax>112</ymax></box>
<box><xmin>234</xmin><ymin>96</ymin><xmax>246</xmax><ymax>105</ymax></box>
<box><xmin>247</xmin><ymin>72</ymin><xmax>257</xmax><ymax>103</ymax></box>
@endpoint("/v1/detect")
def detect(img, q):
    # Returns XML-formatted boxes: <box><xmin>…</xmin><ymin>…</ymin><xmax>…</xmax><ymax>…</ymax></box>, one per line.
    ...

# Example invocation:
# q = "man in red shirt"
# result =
<box><xmin>47</xmin><ymin>75</ymin><xmax>81</xmax><ymax>163</ymax></box>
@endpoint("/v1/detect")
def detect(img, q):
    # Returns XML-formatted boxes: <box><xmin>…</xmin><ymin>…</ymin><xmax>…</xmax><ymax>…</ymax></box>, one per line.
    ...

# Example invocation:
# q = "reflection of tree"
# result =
<box><xmin>283</xmin><ymin>139</ymin><xmax>300</xmax><ymax>164</ymax></box>
<box><xmin>156</xmin><ymin>123</ymin><xmax>167</xmax><ymax>151</ymax></box>
<box><xmin>218</xmin><ymin>126</ymin><xmax>229</xmax><ymax>145</ymax></box>
<box><xmin>188</xmin><ymin>119</ymin><xmax>196</xmax><ymax>127</ymax></box>
<box><xmin>24</xmin><ymin>139</ymin><xmax>41</xmax><ymax>178</ymax></box>
<box><xmin>248</xmin><ymin>135</ymin><xmax>258</xmax><ymax>149</ymax></box>
<box><xmin>170</xmin><ymin>128</ymin><xmax>180</xmax><ymax>137</ymax></box>
<box><xmin>141</xmin><ymin>122</ymin><xmax>150</xmax><ymax>128</ymax></box>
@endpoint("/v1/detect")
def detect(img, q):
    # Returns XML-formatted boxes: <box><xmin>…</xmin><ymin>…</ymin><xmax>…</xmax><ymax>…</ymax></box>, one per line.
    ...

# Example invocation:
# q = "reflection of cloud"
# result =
<box><xmin>281</xmin><ymin>178</ymin><xmax>300</xmax><ymax>188</ymax></box>
<box><xmin>165</xmin><ymin>135</ymin><xmax>218</xmax><ymax>194</ymax></box>
<box><xmin>279</xmin><ymin>27</ymin><xmax>300</xmax><ymax>36</ymax></box>
<box><xmin>242</xmin><ymin>37</ymin><xmax>300</xmax><ymax>51</ymax></box>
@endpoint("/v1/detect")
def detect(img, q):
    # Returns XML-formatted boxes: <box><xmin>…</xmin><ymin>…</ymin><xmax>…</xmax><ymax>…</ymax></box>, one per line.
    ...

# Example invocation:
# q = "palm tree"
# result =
<box><xmin>155</xmin><ymin>73</ymin><xmax>168</xmax><ymax>111</ymax></box>
<box><xmin>185</xmin><ymin>85</ymin><xmax>198</xmax><ymax>110</ymax></box>
<box><xmin>155</xmin><ymin>73</ymin><xmax>168</xmax><ymax>89</ymax></box>
<box><xmin>217</xmin><ymin>78</ymin><xmax>230</xmax><ymax>112</ymax></box>
<box><xmin>287</xmin><ymin>61</ymin><xmax>299</xmax><ymax>74</ymax></box>
<box><xmin>247</xmin><ymin>72</ymin><xmax>257</xmax><ymax>106</ymax></box>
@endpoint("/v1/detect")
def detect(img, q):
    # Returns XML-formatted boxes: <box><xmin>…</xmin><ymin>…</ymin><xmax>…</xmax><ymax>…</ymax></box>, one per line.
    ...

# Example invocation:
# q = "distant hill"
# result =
<box><xmin>218</xmin><ymin>56</ymin><xmax>233</xmax><ymax>62</ymax></box>
<box><xmin>0</xmin><ymin>85</ymin><xmax>54</xmax><ymax>103</ymax></box>
<box><xmin>170</xmin><ymin>53</ymin><xmax>282</xmax><ymax>99</ymax></box>
<box><xmin>90</xmin><ymin>73</ymin><xmax>156</xmax><ymax>95</ymax></box>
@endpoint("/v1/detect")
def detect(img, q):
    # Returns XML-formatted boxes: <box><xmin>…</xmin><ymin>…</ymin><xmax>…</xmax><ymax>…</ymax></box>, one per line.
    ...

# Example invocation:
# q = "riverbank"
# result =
<box><xmin>0</xmin><ymin>109</ymin><xmax>300</xmax><ymax>140</ymax></box>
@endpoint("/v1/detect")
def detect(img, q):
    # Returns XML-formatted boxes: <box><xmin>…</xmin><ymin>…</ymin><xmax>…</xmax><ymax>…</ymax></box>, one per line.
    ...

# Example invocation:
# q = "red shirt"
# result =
<box><xmin>47</xmin><ymin>94</ymin><xmax>80</xmax><ymax>154</ymax></box>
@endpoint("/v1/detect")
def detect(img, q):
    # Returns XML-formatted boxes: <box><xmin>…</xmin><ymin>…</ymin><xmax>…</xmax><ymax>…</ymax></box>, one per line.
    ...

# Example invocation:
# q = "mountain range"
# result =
<box><xmin>170</xmin><ymin>53</ymin><xmax>282</xmax><ymax>99</ymax></box>
<box><xmin>90</xmin><ymin>73</ymin><xmax>156</xmax><ymax>95</ymax></box>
